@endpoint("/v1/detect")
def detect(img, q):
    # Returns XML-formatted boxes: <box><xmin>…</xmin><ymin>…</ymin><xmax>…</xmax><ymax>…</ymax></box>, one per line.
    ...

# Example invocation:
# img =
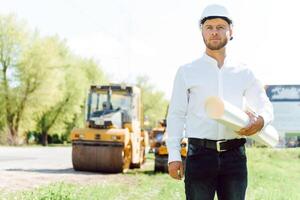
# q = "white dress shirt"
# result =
<box><xmin>166</xmin><ymin>53</ymin><xmax>274</xmax><ymax>163</ymax></box>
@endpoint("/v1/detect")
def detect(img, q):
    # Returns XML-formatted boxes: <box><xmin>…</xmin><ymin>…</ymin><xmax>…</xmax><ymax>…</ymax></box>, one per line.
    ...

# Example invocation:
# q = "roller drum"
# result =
<box><xmin>72</xmin><ymin>141</ymin><xmax>124</xmax><ymax>173</ymax></box>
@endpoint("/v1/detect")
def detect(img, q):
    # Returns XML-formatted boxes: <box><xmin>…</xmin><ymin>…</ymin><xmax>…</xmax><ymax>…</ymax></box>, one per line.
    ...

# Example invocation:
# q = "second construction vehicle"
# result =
<box><xmin>71</xmin><ymin>84</ymin><xmax>148</xmax><ymax>173</ymax></box>
<box><xmin>151</xmin><ymin>120</ymin><xmax>187</xmax><ymax>173</ymax></box>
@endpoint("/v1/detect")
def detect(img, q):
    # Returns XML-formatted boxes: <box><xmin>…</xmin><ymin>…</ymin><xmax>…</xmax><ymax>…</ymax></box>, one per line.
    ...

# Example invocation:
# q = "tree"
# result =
<box><xmin>0</xmin><ymin>14</ymin><xmax>108</xmax><ymax>145</ymax></box>
<box><xmin>136</xmin><ymin>75</ymin><xmax>169</xmax><ymax>129</ymax></box>
<box><xmin>35</xmin><ymin>56</ymin><xmax>107</xmax><ymax>145</ymax></box>
<box><xmin>0</xmin><ymin>14</ymin><xmax>73</xmax><ymax>144</ymax></box>
<box><xmin>0</xmin><ymin>15</ymin><xmax>29</xmax><ymax>144</ymax></box>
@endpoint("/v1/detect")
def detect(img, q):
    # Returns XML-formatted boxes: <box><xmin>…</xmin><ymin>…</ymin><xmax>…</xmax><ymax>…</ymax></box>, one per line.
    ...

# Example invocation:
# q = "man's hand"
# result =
<box><xmin>237</xmin><ymin>111</ymin><xmax>264</xmax><ymax>136</ymax></box>
<box><xmin>168</xmin><ymin>161</ymin><xmax>184</xmax><ymax>180</ymax></box>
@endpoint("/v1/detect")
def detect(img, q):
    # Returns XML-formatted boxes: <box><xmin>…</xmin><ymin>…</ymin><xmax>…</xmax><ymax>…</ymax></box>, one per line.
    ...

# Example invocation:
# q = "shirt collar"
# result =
<box><xmin>202</xmin><ymin>53</ymin><xmax>230</xmax><ymax>68</ymax></box>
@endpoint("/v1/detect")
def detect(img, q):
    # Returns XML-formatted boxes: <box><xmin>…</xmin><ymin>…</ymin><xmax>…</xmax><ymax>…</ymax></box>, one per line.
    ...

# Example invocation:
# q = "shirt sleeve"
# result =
<box><xmin>244</xmin><ymin>70</ymin><xmax>274</xmax><ymax>129</ymax></box>
<box><xmin>166</xmin><ymin>66</ymin><xmax>188</xmax><ymax>163</ymax></box>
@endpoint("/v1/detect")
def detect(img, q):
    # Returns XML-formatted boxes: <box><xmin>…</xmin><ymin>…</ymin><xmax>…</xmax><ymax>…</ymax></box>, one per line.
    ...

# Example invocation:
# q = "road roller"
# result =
<box><xmin>71</xmin><ymin>84</ymin><xmax>148</xmax><ymax>173</ymax></box>
<box><xmin>149</xmin><ymin>120</ymin><xmax>166</xmax><ymax>152</ymax></box>
<box><xmin>152</xmin><ymin>120</ymin><xmax>187</xmax><ymax>173</ymax></box>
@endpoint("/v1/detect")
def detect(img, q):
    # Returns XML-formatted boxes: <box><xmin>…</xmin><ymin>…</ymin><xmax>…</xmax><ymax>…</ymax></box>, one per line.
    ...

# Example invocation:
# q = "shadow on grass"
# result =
<box><xmin>6</xmin><ymin>167</ymin><xmax>166</xmax><ymax>176</ymax></box>
<box><xmin>125</xmin><ymin>168</ymin><xmax>168</xmax><ymax>176</ymax></box>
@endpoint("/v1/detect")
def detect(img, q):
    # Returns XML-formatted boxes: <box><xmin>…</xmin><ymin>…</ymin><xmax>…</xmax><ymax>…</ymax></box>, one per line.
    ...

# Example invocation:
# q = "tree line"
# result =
<box><xmin>0</xmin><ymin>14</ymin><xmax>168</xmax><ymax>146</ymax></box>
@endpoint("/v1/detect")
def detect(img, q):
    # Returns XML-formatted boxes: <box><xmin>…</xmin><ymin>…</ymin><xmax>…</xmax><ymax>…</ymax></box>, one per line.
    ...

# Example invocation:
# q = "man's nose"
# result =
<box><xmin>210</xmin><ymin>30</ymin><xmax>218</xmax><ymax>36</ymax></box>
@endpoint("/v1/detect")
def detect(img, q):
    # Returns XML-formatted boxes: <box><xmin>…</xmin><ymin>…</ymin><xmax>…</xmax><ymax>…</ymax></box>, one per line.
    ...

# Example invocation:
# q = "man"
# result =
<box><xmin>166</xmin><ymin>4</ymin><xmax>273</xmax><ymax>200</ymax></box>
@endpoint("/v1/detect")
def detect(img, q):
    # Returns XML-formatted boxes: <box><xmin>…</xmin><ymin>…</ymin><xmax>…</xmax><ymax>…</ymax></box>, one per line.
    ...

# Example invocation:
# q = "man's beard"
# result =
<box><xmin>204</xmin><ymin>38</ymin><xmax>228</xmax><ymax>50</ymax></box>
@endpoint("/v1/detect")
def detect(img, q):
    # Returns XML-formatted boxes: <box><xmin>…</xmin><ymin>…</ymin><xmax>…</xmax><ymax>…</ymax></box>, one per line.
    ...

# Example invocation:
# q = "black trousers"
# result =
<box><xmin>185</xmin><ymin>143</ymin><xmax>248</xmax><ymax>200</ymax></box>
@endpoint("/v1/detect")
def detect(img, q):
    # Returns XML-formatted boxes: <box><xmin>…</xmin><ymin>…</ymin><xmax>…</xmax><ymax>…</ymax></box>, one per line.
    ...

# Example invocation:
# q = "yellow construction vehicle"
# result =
<box><xmin>71</xmin><ymin>84</ymin><xmax>148</xmax><ymax>173</ymax></box>
<box><xmin>149</xmin><ymin>120</ymin><xmax>166</xmax><ymax>152</ymax></box>
<box><xmin>152</xmin><ymin>120</ymin><xmax>187</xmax><ymax>173</ymax></box>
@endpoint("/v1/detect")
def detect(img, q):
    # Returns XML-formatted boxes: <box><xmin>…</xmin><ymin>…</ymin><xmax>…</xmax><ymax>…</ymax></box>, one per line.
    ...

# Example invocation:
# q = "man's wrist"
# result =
<box><xmin>168</xmin><ymin>150</ymin><xmax>182</xmax><ymax>164</ymax></box>
<box><xmin>257</xmin><ymin>115</ymin><xmax>264</xmax><ymax>131</ymax></box>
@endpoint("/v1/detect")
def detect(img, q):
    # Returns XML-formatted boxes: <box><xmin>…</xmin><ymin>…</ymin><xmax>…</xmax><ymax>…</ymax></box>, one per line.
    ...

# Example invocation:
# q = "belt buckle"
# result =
<box><xmin>216</xmin><ymin>140</ymin><xmax>227</xmax><ymax>152</ymax></box>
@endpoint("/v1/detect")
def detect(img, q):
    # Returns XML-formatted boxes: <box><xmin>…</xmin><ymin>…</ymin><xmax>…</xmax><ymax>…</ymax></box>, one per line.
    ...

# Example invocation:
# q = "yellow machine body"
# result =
<box><xmin>151</xmin><ymin>120</ymin><xmax>187</xmax><ymax>172</ymax></box>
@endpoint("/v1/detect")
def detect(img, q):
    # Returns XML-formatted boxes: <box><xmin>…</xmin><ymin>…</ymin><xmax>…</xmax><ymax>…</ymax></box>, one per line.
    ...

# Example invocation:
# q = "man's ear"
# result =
<box><xmin>229</xmin><ymin>28</ymin><xmax>233</xmax><ymax>40</ymax></box>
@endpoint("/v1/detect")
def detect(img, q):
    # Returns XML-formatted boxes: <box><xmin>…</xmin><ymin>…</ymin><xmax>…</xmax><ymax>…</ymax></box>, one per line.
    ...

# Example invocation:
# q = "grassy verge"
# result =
<box><xmin>1</xmin><ymin>148</ymin><xmax>299</xmax><ymax>200</ymax></box>
<box><xmin>246</xmin><ymin>148</ymin><xmax>300</xmax><ymax>200</ymax></box>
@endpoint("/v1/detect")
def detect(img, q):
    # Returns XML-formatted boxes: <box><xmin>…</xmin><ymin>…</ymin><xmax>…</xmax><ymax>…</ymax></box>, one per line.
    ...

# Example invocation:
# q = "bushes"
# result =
<box><xmin>26</xmin><ymin>131</ymin><xmax>69</xmax><ymax>145</ymax></box>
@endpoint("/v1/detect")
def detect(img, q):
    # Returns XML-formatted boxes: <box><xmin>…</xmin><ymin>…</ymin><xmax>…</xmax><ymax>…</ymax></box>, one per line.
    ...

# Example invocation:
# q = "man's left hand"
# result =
<box><xmin>237</xmin><ymin>111</ymin><xmax>264</xmax><ymax>136</ymax></box>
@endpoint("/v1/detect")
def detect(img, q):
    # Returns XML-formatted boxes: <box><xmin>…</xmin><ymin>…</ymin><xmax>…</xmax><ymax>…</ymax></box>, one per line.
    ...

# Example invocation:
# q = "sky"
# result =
<box><xmin>1</xmin><ymin>0</ymin><xmax>299</xmax><ymax>99</ymax></box>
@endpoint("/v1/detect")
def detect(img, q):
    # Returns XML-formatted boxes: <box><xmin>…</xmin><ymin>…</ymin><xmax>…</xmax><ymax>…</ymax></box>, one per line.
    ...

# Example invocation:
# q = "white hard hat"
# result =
<box><xmin>200</xmin><ymin>4</ymin><xmax>232</xmax><ymax>25</ymax></box>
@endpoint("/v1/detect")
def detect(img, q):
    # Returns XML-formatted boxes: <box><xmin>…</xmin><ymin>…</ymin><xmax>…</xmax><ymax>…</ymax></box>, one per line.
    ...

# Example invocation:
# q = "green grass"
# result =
<box><xmin>246</xmin><ymin>148</ymin><xmax>300</xmax><ymax>200</ymax></box>
<box><xmin>1</xmin><ymin>148</ymin><xmax>300</xmax><ymax>200</ymax></box>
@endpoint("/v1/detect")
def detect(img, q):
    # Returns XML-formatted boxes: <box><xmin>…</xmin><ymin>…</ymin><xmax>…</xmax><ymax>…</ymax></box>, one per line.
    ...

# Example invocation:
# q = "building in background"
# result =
<box><xmin>265</xmin><ymin>85</ymin><xmax>300</xmax><ymax>147</ymax></box>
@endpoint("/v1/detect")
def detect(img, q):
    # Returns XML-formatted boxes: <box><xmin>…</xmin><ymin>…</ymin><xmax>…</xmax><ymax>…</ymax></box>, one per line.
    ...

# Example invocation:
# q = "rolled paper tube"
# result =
<box><xmin>204</xmin><ymin>96</ymin><xmax>279</xmax><ymax>147</ymax></box>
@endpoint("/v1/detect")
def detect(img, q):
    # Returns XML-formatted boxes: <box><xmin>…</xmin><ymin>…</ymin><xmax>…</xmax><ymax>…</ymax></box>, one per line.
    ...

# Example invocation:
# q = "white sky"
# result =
<box><xmin>1</xmin><ymin>0</ymin><xmax>299</xmax><ymax>99</ymax></box>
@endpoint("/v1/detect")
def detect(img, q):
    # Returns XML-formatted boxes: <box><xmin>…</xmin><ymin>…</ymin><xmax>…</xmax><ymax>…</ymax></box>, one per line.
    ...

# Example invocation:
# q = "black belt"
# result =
<box><xmin>188</xmin><ymin>138</ymin><xmax>246</xmax><ymax>152</ymax></box>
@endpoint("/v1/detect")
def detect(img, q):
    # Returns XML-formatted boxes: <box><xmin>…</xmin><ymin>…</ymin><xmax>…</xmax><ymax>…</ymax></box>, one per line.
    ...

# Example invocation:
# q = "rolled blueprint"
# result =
<box><xmin>204</xmin><ymin>96</ymin><xmax>279</xmax><ymax>147</ymax></box>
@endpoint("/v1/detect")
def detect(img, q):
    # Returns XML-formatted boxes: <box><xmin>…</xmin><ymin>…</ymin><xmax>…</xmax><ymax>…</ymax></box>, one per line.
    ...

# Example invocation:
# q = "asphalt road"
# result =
<box><xmin>0</xmin><ymin>146</ymin><xmax>104</xmax><ymax>192</ymax></box>
<box><xmin>0</xmin><ymin>146</ymin><xmax>151</xmax><ymax>192</ymax></box>
<box><xmin>0</xmin><ymin>146</ymin><xmax>72</xmax><ymax>170</ymax></box>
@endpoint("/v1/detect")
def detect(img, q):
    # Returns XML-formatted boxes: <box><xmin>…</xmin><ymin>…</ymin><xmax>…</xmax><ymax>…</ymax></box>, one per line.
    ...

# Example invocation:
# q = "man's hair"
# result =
<box><xmin>200</xmin><ymin>16</ymin><xmax>232</xmax><ymax>27</ymax></box>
